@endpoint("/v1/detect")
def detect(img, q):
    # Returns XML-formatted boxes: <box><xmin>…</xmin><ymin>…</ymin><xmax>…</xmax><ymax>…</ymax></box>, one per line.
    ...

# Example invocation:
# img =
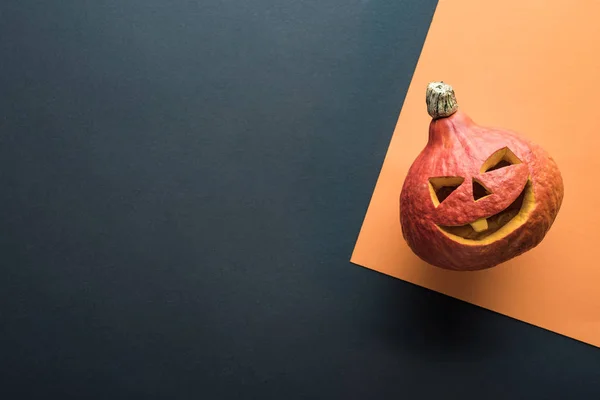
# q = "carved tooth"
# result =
<box><xmin>470</xmin><ymin>218</ymin><xmax>489</xmax><ymax>233</ymax></box>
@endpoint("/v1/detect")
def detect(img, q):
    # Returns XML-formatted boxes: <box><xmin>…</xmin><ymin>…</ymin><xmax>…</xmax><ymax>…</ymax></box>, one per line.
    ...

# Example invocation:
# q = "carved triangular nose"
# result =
<box><xmin>472</xmin><ymin>178</ymin><xmax>491</xmax><ymax>201</ymax></box>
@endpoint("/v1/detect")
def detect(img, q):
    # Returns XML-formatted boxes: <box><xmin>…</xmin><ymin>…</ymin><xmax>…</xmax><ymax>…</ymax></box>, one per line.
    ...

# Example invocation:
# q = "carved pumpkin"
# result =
<box><xmin>399</xmin><ymin>82</ymin><xmax>564</xmax><ymax>271</ymax></box>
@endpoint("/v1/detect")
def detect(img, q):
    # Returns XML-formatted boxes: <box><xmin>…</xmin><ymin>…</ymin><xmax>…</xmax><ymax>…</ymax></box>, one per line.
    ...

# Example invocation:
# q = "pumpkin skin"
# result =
<box><xmin>399</xmin><ymin>82</ymin><xmax>564</xmax><ymax>271</ymax></box>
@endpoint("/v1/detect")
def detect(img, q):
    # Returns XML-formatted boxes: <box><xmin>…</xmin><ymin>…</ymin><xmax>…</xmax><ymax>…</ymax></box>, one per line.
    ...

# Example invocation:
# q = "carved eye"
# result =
<box><xmin>428</xmin><ymin>176</ymin><xmax>464</xmax><ymax>207</ymax></box>
<box><xmin>481</xmin><ymin>147</ymin><xmax>522</xmax><ymax>173</ymax></box>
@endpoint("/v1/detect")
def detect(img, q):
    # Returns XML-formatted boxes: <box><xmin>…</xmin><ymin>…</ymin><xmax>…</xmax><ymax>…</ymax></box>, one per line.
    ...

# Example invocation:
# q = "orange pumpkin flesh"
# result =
<box><xmin>399</xmin><ymin>82</ymin><xmax>564</xmax><ymax>271</ymax></box>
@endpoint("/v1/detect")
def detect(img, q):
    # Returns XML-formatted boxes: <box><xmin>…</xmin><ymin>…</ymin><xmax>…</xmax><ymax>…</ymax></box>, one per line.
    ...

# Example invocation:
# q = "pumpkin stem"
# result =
<box><xmin>426</xmin><ymin>81</ymin><xmax>458</xmax><ymax>119</ymax></box>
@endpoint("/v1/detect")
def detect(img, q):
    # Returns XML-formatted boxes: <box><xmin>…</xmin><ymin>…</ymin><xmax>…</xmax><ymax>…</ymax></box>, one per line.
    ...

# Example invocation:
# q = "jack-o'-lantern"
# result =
<box><xmin>399</xmin><ymin>82</ymin><xmax>564</xmax><ymax>271</ymax></box>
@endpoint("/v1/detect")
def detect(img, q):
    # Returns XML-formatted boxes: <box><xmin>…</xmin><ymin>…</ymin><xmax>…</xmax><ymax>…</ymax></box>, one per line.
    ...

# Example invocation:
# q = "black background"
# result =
<box><xmin>2</xmin><ymin>1</ymin><xmax>600</xmax><ymax>398</ymax></box>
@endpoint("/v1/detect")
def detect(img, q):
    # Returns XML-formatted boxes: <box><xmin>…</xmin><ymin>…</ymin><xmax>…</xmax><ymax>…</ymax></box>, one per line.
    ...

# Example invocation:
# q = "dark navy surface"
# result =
<box><xmin>2</xmin><ymin>1</ymin><xmax>600</xmax><ymax>398</ymax></box>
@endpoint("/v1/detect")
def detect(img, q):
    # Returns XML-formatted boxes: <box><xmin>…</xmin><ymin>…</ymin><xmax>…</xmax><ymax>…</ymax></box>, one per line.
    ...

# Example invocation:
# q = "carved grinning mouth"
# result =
<box><xmin>438</xmin><ymin>180</ymin><xmax>531</xmax><ymax>240</ymax></box>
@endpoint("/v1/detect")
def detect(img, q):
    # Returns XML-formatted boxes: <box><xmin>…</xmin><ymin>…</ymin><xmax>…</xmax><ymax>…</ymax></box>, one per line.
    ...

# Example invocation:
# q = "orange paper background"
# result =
<box><xmin>351</xmin><ymin>0</ymin><xmax>600</xmax><ymax>347</ymax></box>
